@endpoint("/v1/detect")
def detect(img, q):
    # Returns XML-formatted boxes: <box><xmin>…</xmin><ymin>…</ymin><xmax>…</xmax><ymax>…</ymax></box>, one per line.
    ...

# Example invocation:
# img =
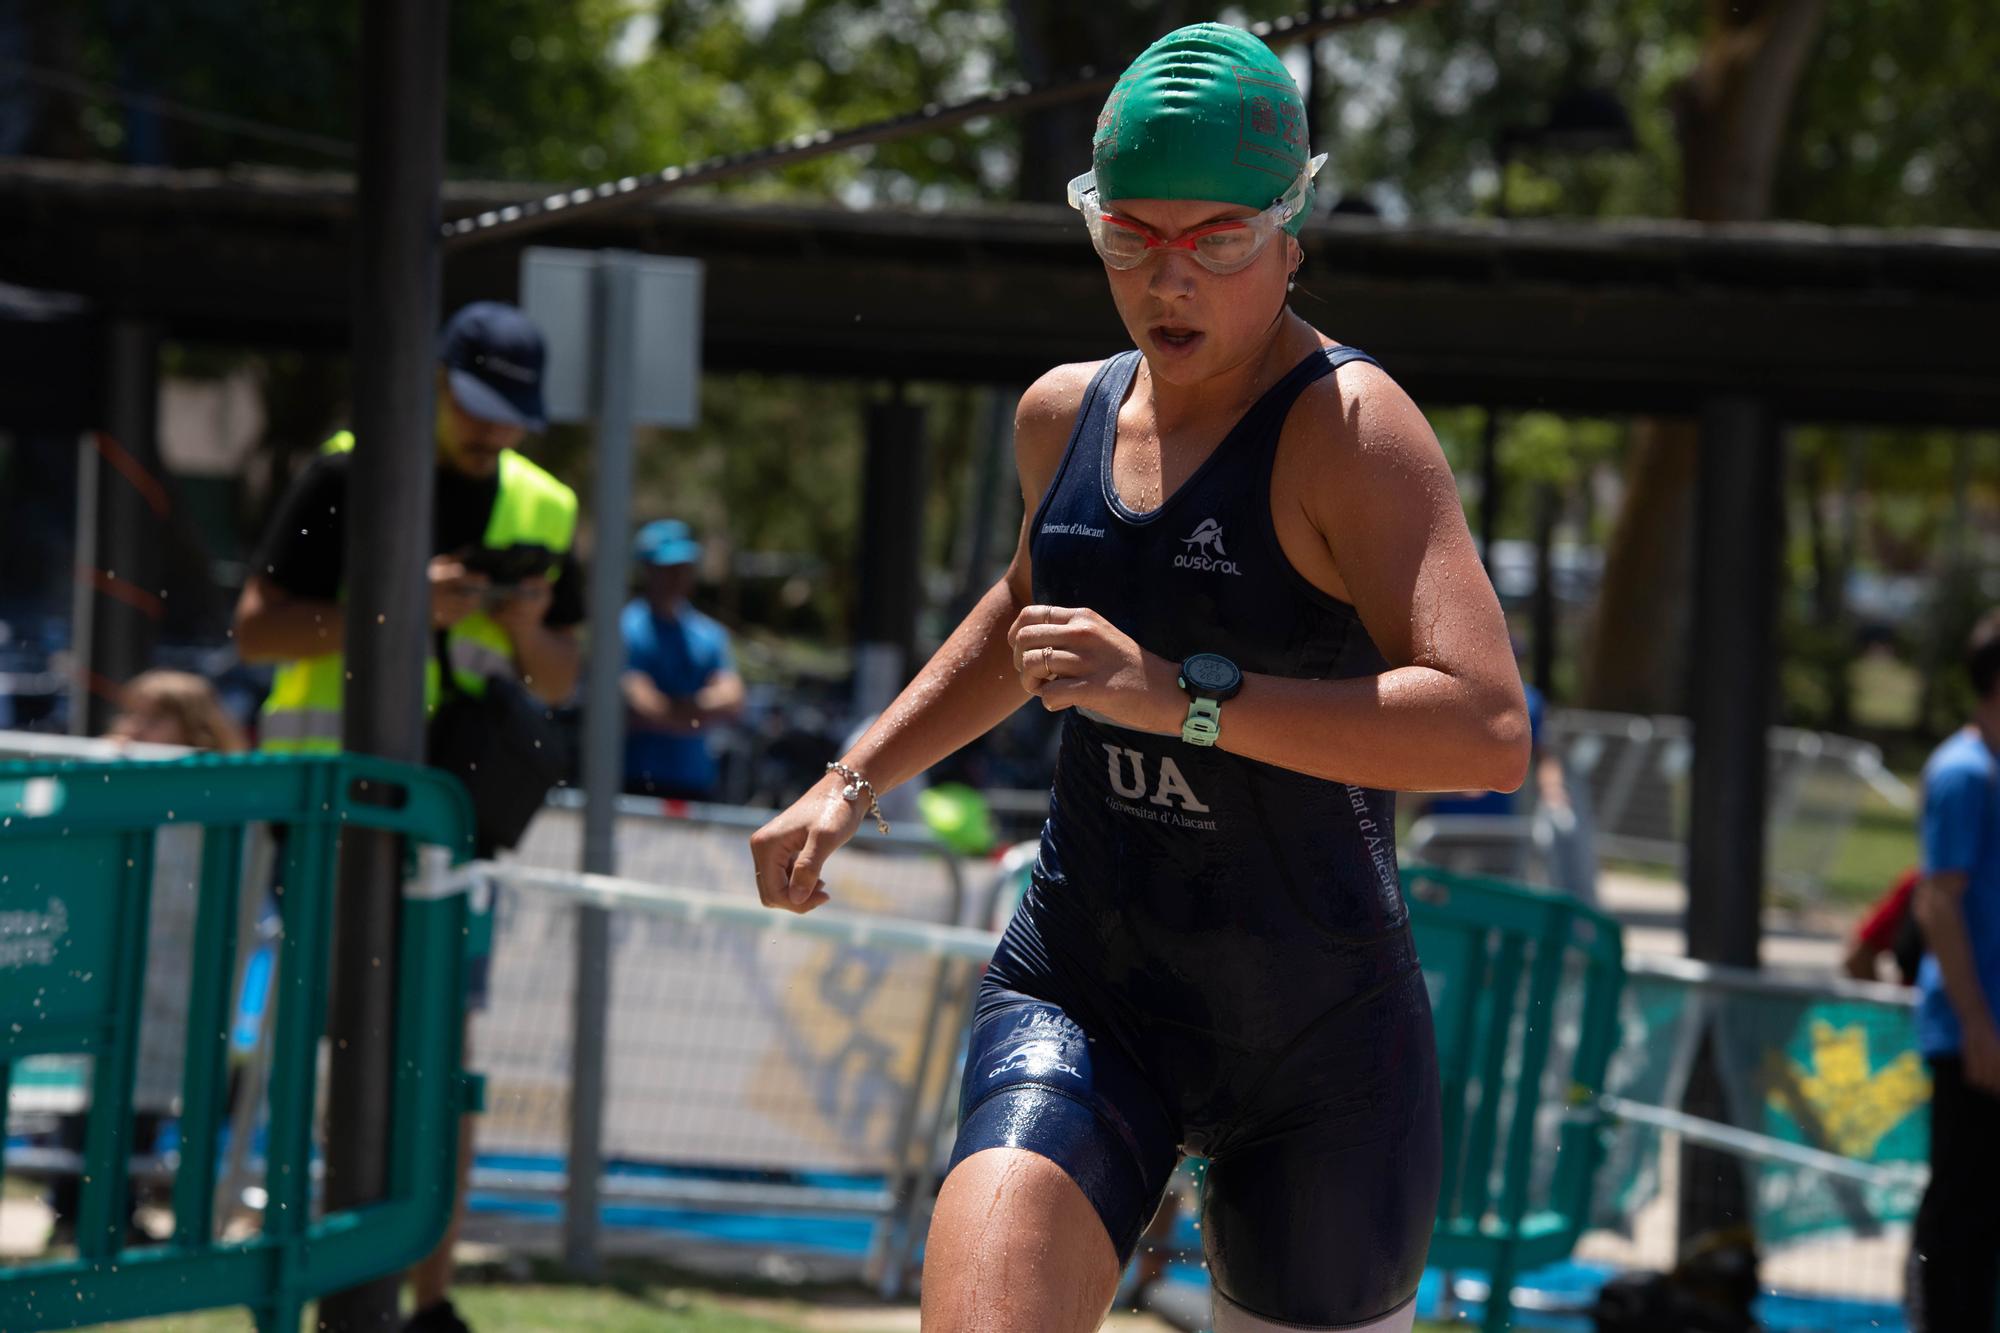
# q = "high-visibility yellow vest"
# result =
<box><xmin>258</xmin><ymin>432</ymin><xmax>578</xmax><ymax>753</ymax></box>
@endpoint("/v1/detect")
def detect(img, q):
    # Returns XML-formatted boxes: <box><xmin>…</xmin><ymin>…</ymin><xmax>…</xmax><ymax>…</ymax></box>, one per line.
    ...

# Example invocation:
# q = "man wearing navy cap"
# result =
<box><xmin>233</xmin><ymin>301</ymin><xmax>583</xmax><ymax>1333</ymax></box>
<box><xmin>237</xmin><ymin>301</ymin><xmax>584</xmax><ymax>740</ymax></box>
<box><xmin>622</xmin><ymin>519</ymin><xmax>745</xmax><ymax>801</ymax></box>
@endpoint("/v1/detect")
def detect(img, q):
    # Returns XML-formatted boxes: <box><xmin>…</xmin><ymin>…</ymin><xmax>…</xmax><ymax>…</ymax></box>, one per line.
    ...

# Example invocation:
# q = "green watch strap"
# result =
<box><xmin>1182</xmin><ymin>697</ymin><xmax>1222</xmax><ymax>746</ymax></box>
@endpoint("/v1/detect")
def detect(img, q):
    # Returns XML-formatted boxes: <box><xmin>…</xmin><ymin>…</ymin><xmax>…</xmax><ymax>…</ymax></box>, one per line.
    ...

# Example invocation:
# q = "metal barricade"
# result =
<box><xmin>467</xmin><ymin>795</ymin><xmax>975</xmax><ymax>1289</ymax></box>
<box><xmin>1406</xmin><ymin>865</ymin><xmax>1628</xmax><ymax>1333</ymax></box>
<box><xmin>0</xmin><ymin>754</ymin><xmax>476</xmax><ymax>1333</ymax></box>
<box><xmin>0</xmin><ymin>732</ymin><xmax>278</xmax><ymax>1231</ymax></box>
<box><xmin>1579</xmin><ymin>955</ymin><xmax>1928</xmax><ymax>1316</ymax></box>
<box><xmin>1547</xmin><ymin>709</ymin><xmax>1914</xmax><ymax>902</ymax></box>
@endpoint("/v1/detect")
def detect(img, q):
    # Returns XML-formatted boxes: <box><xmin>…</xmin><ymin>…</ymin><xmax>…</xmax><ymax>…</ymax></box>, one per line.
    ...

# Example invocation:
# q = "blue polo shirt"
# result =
<box><xmin>1914</xmin><ymin>727</ymin><xmax>2000</xmax><ymax>1057</ymax></box>
<box><xmin>621</xmin><ymin>597</ymin><xmax>734</xmax><ymax>797</ymax></box>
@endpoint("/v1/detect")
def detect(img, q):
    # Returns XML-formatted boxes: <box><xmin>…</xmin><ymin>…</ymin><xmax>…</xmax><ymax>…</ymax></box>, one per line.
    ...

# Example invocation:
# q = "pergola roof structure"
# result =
<box><xmin>4</xmin><ymin>157</ymin><xmax>1998</xmax><ymax>424</ymax></box>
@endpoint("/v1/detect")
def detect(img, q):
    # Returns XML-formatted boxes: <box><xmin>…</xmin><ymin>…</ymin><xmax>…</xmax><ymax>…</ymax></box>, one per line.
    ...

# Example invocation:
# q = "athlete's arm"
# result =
<box><xmin>234</xmin><ymin>559</ymin><xmax>489</xmax><ymax>663</ymax></box>
<box><xmin>748</xmin><ymin>361</ymin><xmax>1097</xmax><ymax>912</ymax></box>
<box><xmin>491</xmin><ymin>577</ymin><xmax>581</xmax><ymax>703</ymax></box>
<box><xmin>1914</xmin><ymin>868</ymin><xmax>2000</xmax><ymax>1093</ymax></box>
<box><xmin>1013</xmin><ymin>362</ymin><xmax>1530</xmax><ymax>793</ymax></box>
<box><xmin>232</xmin><ymin>575</ymin><xmax>347</xmax><ymax>662</ymax></box>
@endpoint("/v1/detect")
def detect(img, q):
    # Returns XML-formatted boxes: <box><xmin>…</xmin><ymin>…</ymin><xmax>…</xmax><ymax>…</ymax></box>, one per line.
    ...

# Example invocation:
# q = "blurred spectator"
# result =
<box><xmin>47</xmin><ymin>669</ymin><xmax>242</xmax><ymax>1244</ymax></box>
<box><xmin>1417</xmin><ymin>677</ymin><xmax>1598</xmax><ymax>902</ymax></box>
<box><xmin>622</xmin><ymin>520</ymin><xmax>745</xmax><ymax>801</ymax></box>
<box><xmin>104</xmin><ymin>669</ymin><xmax>247</xmax><ymax>752</ymax></box>
<box><xmin>1904</xmin><ymin>609</ymin><xmax>2000</xmax><ymax>1333</ymax></box>
<box><xmin>235</xmin><ymin>302</ymin><xmax>583</xmax><ymax>764</ymax></box>
<box><xmin>232</xmin><ymin>301</ymin><xmax>581</xmax><ymax>1333</ymax></box>
<box><xmin>1841</xmin><ymin>867</ymin><xmax>1923</xmax><ymax>986</ymax></box>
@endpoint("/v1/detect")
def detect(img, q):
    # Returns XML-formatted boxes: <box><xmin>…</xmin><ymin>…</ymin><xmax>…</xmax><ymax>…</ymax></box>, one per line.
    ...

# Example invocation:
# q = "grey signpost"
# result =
<box><xmin>520</xmin><ymin>247</ymin><xmax>702</xmax><ymax>1273</ymax></box>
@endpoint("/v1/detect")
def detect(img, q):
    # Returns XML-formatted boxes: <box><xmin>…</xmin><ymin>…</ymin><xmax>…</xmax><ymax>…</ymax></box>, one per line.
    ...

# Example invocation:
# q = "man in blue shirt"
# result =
<box><xmin>1906</xmin><ymin>609</ymin><xmax>2000</xmax><ymax>1333</ymax></box>
<box><xmin>621</xmin><ymin>520</ymin><xmax>744</xmax><ymax>801</ymax></box>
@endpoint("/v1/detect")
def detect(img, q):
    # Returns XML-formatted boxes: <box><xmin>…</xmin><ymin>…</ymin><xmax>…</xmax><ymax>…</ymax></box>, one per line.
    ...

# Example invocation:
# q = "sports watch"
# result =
<box><xmin>1177</xmin><ymin>652</ymin><xmax>1243</xmax><ymax>747</ymax></box>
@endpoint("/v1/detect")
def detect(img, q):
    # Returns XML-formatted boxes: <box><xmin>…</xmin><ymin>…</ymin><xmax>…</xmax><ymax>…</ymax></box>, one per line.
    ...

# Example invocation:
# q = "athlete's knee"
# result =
<box><xmin>922</xmin><ymin>1148</ymin><xmax>1120</xmax><ymax>1333</ymax></box>
<box><xmin>1213</xmin><ymin>1289</ymin><xmax>1417</xmax><ymax>1333</ymax></box>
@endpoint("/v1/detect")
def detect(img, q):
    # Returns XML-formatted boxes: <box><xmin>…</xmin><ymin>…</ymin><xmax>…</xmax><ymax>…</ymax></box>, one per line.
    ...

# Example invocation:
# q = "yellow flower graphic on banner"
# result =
<box><xmin>1765</xmin><ymin>1020</ymin><xmax>1930</xmax><ymax>1159</ymax></box>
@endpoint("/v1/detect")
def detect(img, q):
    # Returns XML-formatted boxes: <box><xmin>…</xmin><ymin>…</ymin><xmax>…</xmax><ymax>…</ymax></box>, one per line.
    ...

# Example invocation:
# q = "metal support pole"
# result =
<box><xmin>567</xmin><ymin>253</ymin><xmax>640</xmax><ymax>1275</ymax></box>
<box><xmin>948</xmin><ymin>389</ymin><xmax>1015</xmax><ymax>622</ymax></box>
<box><xmin>1677</xmin><ymin>395</ymin><xmax>1782</xmax><ymax>1250</ymax></box>
<box><xmin>81</xmin><ymin>320</ymin><xmax>163</xmax><ymax>734</ymax></box>
<box><xmin>1531</xmin><ymin>482</ymin><xmax>1559</xmax><ymax>697</ymax></box>
<box><xmin>320</xmin><ymin>2</ymin><xmax>446</xmax><ymax>1327</ymax></box>
<box><xmin>1478</xmin><ymin>405</ymin><xmax>1502</xmax><ymax>567</ymax></box>
<box><xmin>67</xmin><ymin>433</ymin><xmax>99</xmax><ymax>737</ymax></box>
<box><xmin>854</xmin><ymin>396</ymin><xmax>928</xmax><ymax>716</ymax></box>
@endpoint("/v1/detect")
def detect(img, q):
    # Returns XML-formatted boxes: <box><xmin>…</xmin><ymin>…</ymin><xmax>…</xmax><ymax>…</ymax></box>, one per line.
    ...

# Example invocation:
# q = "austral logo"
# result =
<box><xmin>1175</xmin><ymin>518</ymin><xmax>1242</xmax><ymax>575</ymax></box>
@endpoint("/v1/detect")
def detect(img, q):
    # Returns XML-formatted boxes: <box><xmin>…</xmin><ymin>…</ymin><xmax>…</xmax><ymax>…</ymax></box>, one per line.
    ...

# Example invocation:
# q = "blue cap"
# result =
<box><xmin>635</xmin><ymin>519</ymin><xmax>702</xmax><ymax>567</ymax></box>
<box><xmin>439</xmin><ymin>302</ymin><xmax>547</xmax><ymax>431</ymax></box>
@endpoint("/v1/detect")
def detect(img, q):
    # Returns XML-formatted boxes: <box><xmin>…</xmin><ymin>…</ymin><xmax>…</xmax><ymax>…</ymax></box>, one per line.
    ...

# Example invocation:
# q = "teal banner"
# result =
<box><xmin>1725</xmin><ymin>996</ymin><xmax>1929</xmax><ymax>1242</ymax></box>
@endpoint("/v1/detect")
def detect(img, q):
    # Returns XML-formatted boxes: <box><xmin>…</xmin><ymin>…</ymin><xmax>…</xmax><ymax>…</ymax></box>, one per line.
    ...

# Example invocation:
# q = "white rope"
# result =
<box><xmin>468</xmin><ymin>859</ymin><xmax>1005</xmax><ymax>964</ymax></box>
<box><xmin>1597</xmin><ymin>1095</ymin><xmax>1927</xmax><ymax>1189</ymax></box>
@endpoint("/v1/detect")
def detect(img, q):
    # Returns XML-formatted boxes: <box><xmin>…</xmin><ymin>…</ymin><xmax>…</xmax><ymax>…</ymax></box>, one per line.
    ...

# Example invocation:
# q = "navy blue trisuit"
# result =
<box><xmin>947</xmin><ymin>346</ymin><xmax>1443</xmax><ymax>1329</ymax></box>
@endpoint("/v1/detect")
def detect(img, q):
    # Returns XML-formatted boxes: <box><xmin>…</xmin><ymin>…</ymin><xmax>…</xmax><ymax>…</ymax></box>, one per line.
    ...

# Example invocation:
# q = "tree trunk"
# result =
<box><xmin>1581</xmin><ymin>0</ymin><xmax>1828</xmax><ymax>711</ymax></box>
<box><xmin>1675</xmin><ymin>0</ymin><xmax>1833</xmax><ymax>222</ymax></box>
<box><xmin>1581</xmin><ymin>419</ymin><xmax>1702</xmax><ymax>713</ymax></box>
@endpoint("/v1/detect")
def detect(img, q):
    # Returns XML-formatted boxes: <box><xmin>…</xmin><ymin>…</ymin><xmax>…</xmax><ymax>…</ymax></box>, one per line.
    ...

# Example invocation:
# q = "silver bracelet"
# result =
<box><xmin>826</xmin><ymin>761</ymin><xmax>890</xmax><ymax>835</ymax></box>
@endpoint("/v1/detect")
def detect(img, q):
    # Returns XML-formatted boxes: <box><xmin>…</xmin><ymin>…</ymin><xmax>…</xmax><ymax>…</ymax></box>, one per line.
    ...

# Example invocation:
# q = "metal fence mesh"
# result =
<box><xmin>1578</xmin><ymin>962</ymin><xmax>1925</xmax><ymax>1315</ymax></box>
<box><xmin>472</xmin><ymin>800</ymin><xmax>974</xmax><ymax>1213</ymax></box>
<box><xmin>1547</xmin><ymin>709</ymin><xmax>1913</xmax><ymax>904</ymax></box>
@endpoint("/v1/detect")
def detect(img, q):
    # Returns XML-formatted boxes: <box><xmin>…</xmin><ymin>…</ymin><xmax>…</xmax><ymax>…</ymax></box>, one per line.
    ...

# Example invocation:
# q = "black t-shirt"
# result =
<box><xmin>251</xmin><ymin>451</ymin><xmax>586</xmax><ymax>627</ymax></box>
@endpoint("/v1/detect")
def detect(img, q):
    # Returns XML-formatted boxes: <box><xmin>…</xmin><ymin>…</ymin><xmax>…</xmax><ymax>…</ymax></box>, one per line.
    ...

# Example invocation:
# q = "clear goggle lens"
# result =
<box><xmin>1066</xmin><ymin>153</ymin><xmax>1327</xmax><ymax>275</ymax></box>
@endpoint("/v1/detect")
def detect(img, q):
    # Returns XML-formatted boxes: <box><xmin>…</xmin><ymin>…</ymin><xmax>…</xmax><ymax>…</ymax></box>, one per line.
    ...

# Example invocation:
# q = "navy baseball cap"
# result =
<box><xmin>635</xmin><ymin>519</ymin><xmax>702</xmax><ymax>567</ymax></box>
<box><xmin>439</xmin><ymin>302</ymin><xmax>547</xmax><ymax>431</ymax></box>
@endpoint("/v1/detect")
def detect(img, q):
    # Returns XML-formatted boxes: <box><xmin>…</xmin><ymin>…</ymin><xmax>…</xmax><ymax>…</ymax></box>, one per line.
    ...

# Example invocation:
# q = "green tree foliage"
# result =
<box><xmin>1779</xmin><ymin>0</ymin><xmax>2000</xmax><ymax>228</ymax></box>
<box><xmin>23</xmin><ymin>1</ymin><xmax>1998</xmax><ymax>707</ymax></box>
<box><xmin>1304</xmin><ymin>0</ymin><xmax>2000</xmax><ymax>228</ymax></box>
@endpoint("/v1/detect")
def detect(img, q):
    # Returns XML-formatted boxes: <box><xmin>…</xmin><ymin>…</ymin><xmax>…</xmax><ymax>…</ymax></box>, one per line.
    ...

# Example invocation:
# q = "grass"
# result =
<box><xmin>1848</xmin><ymin>651</ymin><xmax>1923</xmax><ymax>732</ymax></box>
<box><xmin>1816</xmin><ymin>778</ymin><xmax>1920</xmax><ymax>908</ymax></box>
<box><xmin>79</xmin><ymin>1285</ymin><xmax>808</xmax><ymax>1333</ymax></box>
<box><xmin>69</xmin><ymin>1274</ymin><xmax>1465</xmax><ymax>1332</ymax></box>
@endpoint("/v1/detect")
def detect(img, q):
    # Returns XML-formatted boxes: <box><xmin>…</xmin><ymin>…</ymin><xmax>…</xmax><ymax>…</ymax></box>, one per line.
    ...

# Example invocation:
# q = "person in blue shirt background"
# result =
<box><xmin>621</xmin><ymin>520</ymin><xmax>745</xmax><ymax>801</ymax></box>
<box><xmin>1905</xmin><ymin>607</ymin><xmax>2000</xmax><ymax>1333</ymax></box>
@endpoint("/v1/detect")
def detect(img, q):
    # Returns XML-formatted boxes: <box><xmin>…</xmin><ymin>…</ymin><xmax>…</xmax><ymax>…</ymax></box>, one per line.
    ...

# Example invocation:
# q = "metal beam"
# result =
<box><xmin>1685</xmin><ymin>395</ymin><xmax>1781</xmax><ymax>968</ymax></box>
<box><xmin>1677</xmin><ymin>394</ymin><xmax>1782</xmax><ymax>1251</ymax></box>
<box><xmin>6</xmin><ymin>167</ymin><xmax>2000</xmax><ymax>422</ymax></box>
<box><xmin>320</xmin><ymin>2</ymin><xmax>447</xmax><ymax>1328</ymax></box>
<box><xmin>854</xmin><ymin>397</ymin><xmax>929</xmax><ymax>715</ymax></box>
<box><xmin>80</xmin><ymin>319</ymin><xmax>163</xmax><ymax>734</ymax></box>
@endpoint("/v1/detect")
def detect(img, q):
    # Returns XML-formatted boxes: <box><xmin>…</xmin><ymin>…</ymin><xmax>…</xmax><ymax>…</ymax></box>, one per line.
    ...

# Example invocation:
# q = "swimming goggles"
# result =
<box><xmin>1066</xmin><ymin>153</ymin><xmax>1327</xmax><ymax>276</ymax></box>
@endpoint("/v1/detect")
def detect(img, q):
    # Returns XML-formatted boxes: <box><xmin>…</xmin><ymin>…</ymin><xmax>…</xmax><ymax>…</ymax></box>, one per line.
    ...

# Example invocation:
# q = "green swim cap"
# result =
<box><xmin>1092</xmin><ymin>23</ymin><xmax>1316</xmax><ymax>235</ymax></box>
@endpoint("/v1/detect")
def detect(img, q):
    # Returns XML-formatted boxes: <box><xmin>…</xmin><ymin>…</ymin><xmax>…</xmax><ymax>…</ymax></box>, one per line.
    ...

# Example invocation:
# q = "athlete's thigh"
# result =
<box><xmin>1202</xmin><ymin>971</ymin><xmax>1442</xmax><ymax>1329</ymax></box>
<box><xmin>925</xmin><ymin>986</ymin><xmax>1181</xmax><ymax>1331</ymax></box>
<box><xmin>921</xmin><ymin>1146</ymin><xmax>1122</xmax><ymax>1333</ymax></box>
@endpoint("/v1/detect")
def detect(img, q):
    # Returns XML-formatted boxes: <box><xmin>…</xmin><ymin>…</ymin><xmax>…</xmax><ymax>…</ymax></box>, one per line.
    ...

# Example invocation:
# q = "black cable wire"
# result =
<box><xmin>441</xmin><ymin>0</ymin><xmax>1436</xmax><ymax>250</ymax></box>
<box><xmin>0</xmin><ymin>56</ymin><xmax>354</xmax><ymax>159</ymax></box>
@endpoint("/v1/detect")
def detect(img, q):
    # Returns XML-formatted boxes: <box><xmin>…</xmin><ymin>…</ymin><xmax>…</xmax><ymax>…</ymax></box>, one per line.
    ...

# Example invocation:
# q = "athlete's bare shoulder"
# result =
<box><xmin>1014</xmin><ymin>359</ymin><xmax>1104</xmax><ymax>504</ymax></box>
<box><xmin>1016</xmin><ymin>360</ymin><xmax>1102</xmax><ymax>449</ymax></box>
<box><xmin>1276</xmin><ymin>339</ymin><xmax>1486</xmax><ymax>667</ymax></box>
<box><xmin>1284</xmin><ymin>344</ymin><xmax>1441</xmax><ymax>488</ymax></box>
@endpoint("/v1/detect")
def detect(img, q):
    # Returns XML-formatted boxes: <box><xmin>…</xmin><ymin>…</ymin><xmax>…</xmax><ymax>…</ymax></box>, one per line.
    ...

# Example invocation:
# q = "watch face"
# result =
<box><xmin>1181</xmin><ymin>653</ymin><xmax>1241</xmax><ymax>698</ymax></box>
